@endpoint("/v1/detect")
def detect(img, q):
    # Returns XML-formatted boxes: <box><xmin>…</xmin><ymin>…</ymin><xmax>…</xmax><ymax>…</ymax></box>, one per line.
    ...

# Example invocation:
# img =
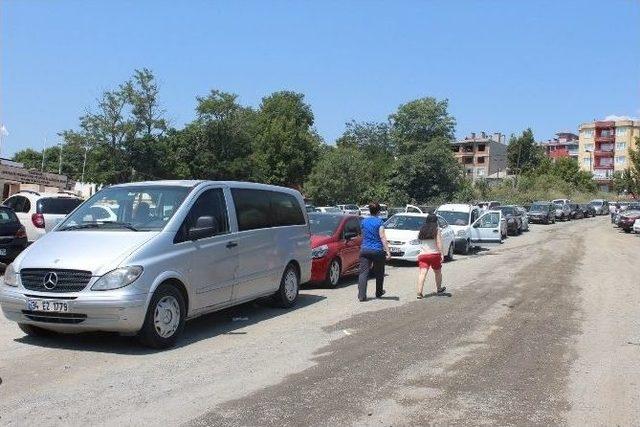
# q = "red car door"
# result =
<box><xmin>340</xmin><ymin>217</ymin><xmax>362</xmax><ymax>273</ymax></box>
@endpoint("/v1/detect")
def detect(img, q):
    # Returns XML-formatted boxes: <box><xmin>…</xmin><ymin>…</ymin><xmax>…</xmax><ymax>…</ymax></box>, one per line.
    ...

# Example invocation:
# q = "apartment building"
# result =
<box><xmin>451</xmin><ymin>132</ymin><xmax>507</xmax><ymax>180</ymax></box>
<box><xmin>540</xmin><ymin>132</ymin><xmax>579</xmax><ymax>160</ymax></box>
<box><xmin>578</xmin><ymin>119</ymin><xmax>640</xmax><ymax>191</ymax></box>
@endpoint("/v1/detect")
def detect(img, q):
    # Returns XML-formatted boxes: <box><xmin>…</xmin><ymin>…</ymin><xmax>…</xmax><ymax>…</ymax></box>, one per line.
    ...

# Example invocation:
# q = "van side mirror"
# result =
<box><xmin>188</xmin><ymin>215</ymin><xmax>218</xmax><ymax>240</ymax></box>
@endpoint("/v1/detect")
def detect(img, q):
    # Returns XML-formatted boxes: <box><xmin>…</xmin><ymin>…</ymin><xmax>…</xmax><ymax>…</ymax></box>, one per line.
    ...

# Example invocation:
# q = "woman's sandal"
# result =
<box><xmin>417</xmin><ymin>293</ymin><xmax>424</xmax><ymax>299</ymax></box>
<box><xmin>437</xmin><ymin>286</ymin><xmax>447</xmax><ymax>294</ymax></box>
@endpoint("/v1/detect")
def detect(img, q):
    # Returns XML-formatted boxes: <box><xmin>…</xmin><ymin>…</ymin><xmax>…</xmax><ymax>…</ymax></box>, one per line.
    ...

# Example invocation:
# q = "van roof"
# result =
<box><xmin>110</xmin><ymin>180</ymin><xmax>303</xmax><ymax>195</ymax></box>
<box><xmin>437</xmin><ymin>203</ymin><xmax>475</xmax><ymax>213</ymax></box>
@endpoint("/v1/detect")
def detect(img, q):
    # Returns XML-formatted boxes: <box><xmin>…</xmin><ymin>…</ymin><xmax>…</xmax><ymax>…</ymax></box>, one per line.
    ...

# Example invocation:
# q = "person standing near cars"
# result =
<box><xmin>358</xmin><ymin>202</ymin><xmax>391</xmax><ymax>302</ymax></box>
<box><xmin>416</xmin><ymin>214</ymin><xmax>446</xmax><ymax>299</ymax></box>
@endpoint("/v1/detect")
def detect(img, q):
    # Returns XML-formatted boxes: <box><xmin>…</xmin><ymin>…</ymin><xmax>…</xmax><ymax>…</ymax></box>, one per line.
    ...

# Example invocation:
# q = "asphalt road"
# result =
<box><xmin>0</xmin><ymin>217</ymin><xmax>638</xmax><ymax>426</ymax></box>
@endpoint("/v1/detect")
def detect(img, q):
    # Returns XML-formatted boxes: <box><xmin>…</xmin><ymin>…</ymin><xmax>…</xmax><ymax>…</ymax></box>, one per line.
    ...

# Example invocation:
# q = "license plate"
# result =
<box><xmin>389</xmin><ymin>246</ymin><xmax>400</xmax><ymax>252</ymax></box>
<box><xmin>0</xmin><ymin>249</ymin><xmax>5</xmax><ymax>256</ymax></box>
<box><xmin>27</xmin><ymin>299</ymin><xmax>69</xmax><ymax>312</ymax></box>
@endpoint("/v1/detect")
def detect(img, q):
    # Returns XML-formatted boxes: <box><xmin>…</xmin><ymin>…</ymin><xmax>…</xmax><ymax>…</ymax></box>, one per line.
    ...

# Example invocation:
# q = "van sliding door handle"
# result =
<box><xmin>226</xmin><ymin>241</ymin><xmax>238</xmax><ymax>249</ymax></box>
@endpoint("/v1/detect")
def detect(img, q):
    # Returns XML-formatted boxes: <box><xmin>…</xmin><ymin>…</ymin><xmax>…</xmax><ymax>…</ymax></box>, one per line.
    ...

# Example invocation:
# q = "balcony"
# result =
<box><xmin>593</xmin><ymin>169</ymin><xmax>614</xmax><ymax>180</ymax></box>
<box><xmin>595</xmin><ymin>121</ymin><xmax>615</xmax><ymax>129</ymax></box>
<box><xmin>594</xmin><ymin>163</ymin><xmax>614</xmax><ymax>170</ymax></box>
<box><xmin>594</xmin><ymin>149</ymin><xmax>614</xmax><ymax>157</ymax></box>
<box><xmin>549</xmin><ymin>148</ymin><xmax>569</xmax><ymax>158</ymax></box>
<box><xmin>595</xmin><ymin>134</ymin><xmax>615</xmax><ymax>143</ymax></box>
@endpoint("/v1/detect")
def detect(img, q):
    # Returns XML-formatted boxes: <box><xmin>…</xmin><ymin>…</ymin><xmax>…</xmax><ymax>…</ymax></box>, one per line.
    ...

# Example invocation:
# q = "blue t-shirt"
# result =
<box><xmin>361</xmin><ymin>216</ymin><xmax>385</xmax><ymax>251</ymax></box>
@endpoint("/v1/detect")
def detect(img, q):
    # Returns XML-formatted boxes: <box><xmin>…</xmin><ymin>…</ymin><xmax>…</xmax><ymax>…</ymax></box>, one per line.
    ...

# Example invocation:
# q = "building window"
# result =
<box><xmin>616</xmin><ymin>142</ymin><xmax>627</xmax><ymax>151</ymax></box>
<box><xmin>615</xmin><ymin>156</ymin><xmax>626</xmax><ymax>165</ymax></box>
<box><xmin>616</xmin><ymin>127</ymin><xmax>627</xmax><ymax>136</ymax></box>
<box><xmin>585</xmin><ymin>143</ymin><xmax>594</xmax><ymax>151</ymax></box>
<box><xmin>581</xmin><ymin>129</ymin><xmax>594</xmax><ymax>138</ymax></box>
<box><xmin>600</xmin><ymin>130</ymin><xmax>613</xmax><ymax>137</ymax></box>
<box><xmin>476</xmin><ymin>168</ymin><xmax>485</xmax><ymax>176</ymax></box>
<box><xmin>583</xmin><ymin>157</ymin><xmax>592</xmax><ymax>166</ymax></box>
<box><xmin>477</xmin><ymin>156</ymin><xmax>485</xmax><ymax>164</ymax></box>
<box><xmin>477</xmin><ymin>144</ymin><xmax>486</xmax><ymax>152</ymax></box>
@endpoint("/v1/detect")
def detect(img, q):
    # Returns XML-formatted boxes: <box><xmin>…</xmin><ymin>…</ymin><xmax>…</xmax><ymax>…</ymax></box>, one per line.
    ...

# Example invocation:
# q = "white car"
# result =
<box><xmin>3</xmin><ymin>191</ymin><xmax>83</xmax><ymax>242</ymax></box>
<box><xmin>317</xmin><ymin>206</ymin><xmax>342</xmax><ymax>213</ymax></box>
<box><xmin>435</xmin><ymin>203</ymin><xmax>482</xmax><ymax>254</ymax></box>
<box><xmin>634</xmin><ymin>218</ymin><xmax>640</xmax><ymax>234</ymax></box>
<box><xmin>384</xmin><ymin>213</ymin><xmax>456</xmax><ymax>262</ymax></box>
<box><xmin>336</xmin><ymin>204</ymin><xmax>360</xmax><ymax>215</ymax></box>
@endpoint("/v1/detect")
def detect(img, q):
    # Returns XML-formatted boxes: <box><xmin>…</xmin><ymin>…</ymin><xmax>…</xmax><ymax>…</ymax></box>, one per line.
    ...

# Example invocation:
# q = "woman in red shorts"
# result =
<box><xmin>416</xmin><ymin>214</ymin><xmax>446</xmax><ymax>299</ymax></box>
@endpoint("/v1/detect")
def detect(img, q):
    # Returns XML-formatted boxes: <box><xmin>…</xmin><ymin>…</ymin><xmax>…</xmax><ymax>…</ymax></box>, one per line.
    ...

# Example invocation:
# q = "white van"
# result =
<box><xmin>435</xmin><ymin>204</ymin><xmax>482</xmax><ymax>254</ymax></box>
<box><xmin>0</xmin><ymin>181</ymin><xmax>311</xmax><ymax>348</ymax></box>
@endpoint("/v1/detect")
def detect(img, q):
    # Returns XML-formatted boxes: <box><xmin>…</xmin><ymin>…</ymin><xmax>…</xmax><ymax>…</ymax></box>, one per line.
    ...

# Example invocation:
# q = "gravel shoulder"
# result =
<box><xmin>0</xmin><ymin>217</ymin><xmax>638</xmax><ymax>426</ymax></box>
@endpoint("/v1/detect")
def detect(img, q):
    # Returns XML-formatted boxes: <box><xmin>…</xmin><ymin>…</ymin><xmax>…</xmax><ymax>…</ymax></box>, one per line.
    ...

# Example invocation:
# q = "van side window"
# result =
<box><xmin>231</xmin><ymin>189</ymin><xmax>272</xmax><ymax>231</ymax></box>
<box><xmin>271</xmin><ymin>192</ymin><xmax>305</xmax><ymax>226</ymax></box>
<box><xmin>177</xmin><ymin>188</ymin><xmax>229</xmax><ymax>242</ymax></box>
<box><xmin>9</xmin><ymin>196</ymin><xmax>30</xmax><ymax>213</ymax></box>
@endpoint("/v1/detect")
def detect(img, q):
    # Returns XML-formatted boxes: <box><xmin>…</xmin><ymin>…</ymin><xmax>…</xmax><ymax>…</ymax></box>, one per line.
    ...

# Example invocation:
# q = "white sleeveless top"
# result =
<box><xmin>419</xmin><ymin>238</ymin><xmax>439</xmax><ymax>254</ymax></box>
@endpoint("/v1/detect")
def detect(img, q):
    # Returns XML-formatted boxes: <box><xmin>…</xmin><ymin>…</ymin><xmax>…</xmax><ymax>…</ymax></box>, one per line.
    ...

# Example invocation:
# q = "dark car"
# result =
<box><xmin>527</xmin><ymin>202</ymin><xmax>556</xmax><ymax>224</ymax></box>
<box><xmin>569</xmin><ymin>203</ymin><xmax>584</xmax><ymax>219</ymax></box>
<box><xmin>580</xmin><ymin>204</ymin><xmax>596</xmax><ymax>218</ymax></box>
<box><xmin>498</xmin><ymin>205</ymin><xmax>523</xmax><ymax>235</ymax></box>
<box><xmin>308</xmin><ymin>213</ymin><xmax>362</xmax><ymax>287</ymax></box>
<box><xmin>0</xmin><ymin>206</ymin><xmax>28</xmax><ymax>263</ymax></box>
<box><xmin>618</xmin><ymin>210</ymin><xmax>640</xmax><ymax>233</ymax></box>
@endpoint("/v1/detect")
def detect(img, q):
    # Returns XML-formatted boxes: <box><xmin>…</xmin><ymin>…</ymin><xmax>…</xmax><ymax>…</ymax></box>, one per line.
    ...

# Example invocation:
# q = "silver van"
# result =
<box><xmin>0</xmin><ymin>181</ymin><xmax>311</xmax><ymax>348</ymax></box>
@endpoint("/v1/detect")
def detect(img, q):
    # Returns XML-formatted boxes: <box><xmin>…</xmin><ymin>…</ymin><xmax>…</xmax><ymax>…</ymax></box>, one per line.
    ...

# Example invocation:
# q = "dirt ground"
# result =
<box><xmin>0</xmin><ymin>217</ymin><xmax>638</xmax><ymax>426</ymax></box>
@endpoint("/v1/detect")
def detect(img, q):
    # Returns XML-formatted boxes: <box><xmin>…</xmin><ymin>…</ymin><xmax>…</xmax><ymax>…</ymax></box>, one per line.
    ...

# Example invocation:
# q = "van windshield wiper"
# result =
<box><xmin>60</xmin><ymin>222</ymin><xmax>138</xmax><ymax>231</ymax></box>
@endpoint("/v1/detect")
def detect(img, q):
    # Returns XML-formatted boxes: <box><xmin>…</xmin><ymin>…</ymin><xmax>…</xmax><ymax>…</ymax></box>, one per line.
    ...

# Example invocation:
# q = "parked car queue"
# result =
<box><xmin>0</xmin><ymin>182</ymin><xmax>612</xmax><ymax>350</ymax></box>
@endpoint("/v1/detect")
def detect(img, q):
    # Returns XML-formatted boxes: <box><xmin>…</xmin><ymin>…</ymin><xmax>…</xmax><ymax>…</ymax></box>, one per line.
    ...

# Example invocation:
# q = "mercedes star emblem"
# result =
<box><xmin>43</xmin><ymin>272</ymin><xmax>59</xmax><ymax>290</ymax></box>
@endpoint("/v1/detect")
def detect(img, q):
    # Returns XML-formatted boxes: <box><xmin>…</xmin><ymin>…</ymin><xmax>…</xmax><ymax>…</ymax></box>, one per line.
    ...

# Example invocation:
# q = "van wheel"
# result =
<box><xmin>325</xmin><ymin>258</ymin><xmax>341</xmax><ymax>288</ymax></box>
<box><xmin>138</xmin><ymin>284</ymin><xmax>186</xmax><ymax>349</ymax></box>
<box><xmin>444</xmin><ymin>244</ymin><xmax>454</xmax><ymax>262</ymax></box>
<box><xmin>273</xmin><ymin>264</ymin><xmax>299</xmax><ymax>308</ymax></box>
<box><xmin>18</xmin><ymin>323</ymin><xmax>55</xmax><ymax>337</ymax></box>
<box><xmin>461</xmin><ymin>239</ymin><xmax>470</xmax><ymax>255</ymax></box>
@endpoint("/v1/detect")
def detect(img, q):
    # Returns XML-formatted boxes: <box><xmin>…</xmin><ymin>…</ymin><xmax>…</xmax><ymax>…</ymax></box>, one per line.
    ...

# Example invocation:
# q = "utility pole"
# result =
<box><xmin>41</xmin><ymin>138</ymin><xmax>46</xmax><ymax>172</ymax></box>
<box><xmin>81</xmin><ymin>145</ymin><xmax>89</xmax><ymax>184</ymax></box>
<box><xmin>58</xmin><ymin>143</ymin><xmax>63</xmax><ymax>175</ymax></box>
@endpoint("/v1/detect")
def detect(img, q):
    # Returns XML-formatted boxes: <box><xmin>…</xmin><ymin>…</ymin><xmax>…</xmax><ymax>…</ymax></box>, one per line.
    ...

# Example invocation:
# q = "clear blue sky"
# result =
<box><xmin>1</xmin><ymin>0</ymin><xmax>639</xmax><ymax>156</ymax></box>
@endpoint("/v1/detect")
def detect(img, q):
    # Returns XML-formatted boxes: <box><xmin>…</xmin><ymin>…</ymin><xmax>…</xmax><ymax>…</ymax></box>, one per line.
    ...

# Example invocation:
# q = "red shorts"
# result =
<box><xmin>417</xmin><ymin>253</ymin><xmax>442</xmax><ymax>270</ymax></box>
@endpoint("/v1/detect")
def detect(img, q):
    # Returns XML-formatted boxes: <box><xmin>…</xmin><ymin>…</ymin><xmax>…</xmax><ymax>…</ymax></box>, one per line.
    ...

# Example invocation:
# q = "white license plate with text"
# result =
<box><xmin>27</xmin><ymin>299</ymin><xmax>69</xmax><ymax>313</ymax></box>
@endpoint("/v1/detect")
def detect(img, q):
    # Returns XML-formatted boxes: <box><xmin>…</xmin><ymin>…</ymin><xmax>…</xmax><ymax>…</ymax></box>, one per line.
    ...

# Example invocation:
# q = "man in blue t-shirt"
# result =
<box><xmin>358</xmin><ymin>202</ymin><xmax>391</xmax><ymax>301</ymax></box>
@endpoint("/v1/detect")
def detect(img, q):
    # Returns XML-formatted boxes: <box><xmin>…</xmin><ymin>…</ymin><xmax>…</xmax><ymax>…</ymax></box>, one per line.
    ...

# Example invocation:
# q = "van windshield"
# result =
<box><xmin>436</xmin><ymin>211</ymin><xmax>469</xmax><ymax>226</ymax></box>
<box><xmin>58</xmin><ymin>186</ymin><xmax>190</xmax><ymax>232</ymax></box>
<box><xmin>530</xmin><ymin>204</ymin><xmax>548</xmax><ymax>212</ymax></box>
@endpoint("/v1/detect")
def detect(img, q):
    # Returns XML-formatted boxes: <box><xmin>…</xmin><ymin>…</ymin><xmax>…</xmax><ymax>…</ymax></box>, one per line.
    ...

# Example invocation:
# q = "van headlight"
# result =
<box><xmin>2</xmin><ymin>263</ymin><xmax>18</xmax><ymax>287</ymax></box>
<box><xmin>91</xmin><ymin>266</ymin><xmax>143</xmax><ymax>291</ymax></box>
<box><xmin>312</xmin><ymin>245</ymin><xmax>329</xmax><ymax>259</ymax></box>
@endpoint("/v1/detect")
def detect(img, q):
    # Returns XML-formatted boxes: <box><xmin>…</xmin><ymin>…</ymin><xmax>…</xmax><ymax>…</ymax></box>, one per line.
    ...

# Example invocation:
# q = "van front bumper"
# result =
<box><xmin>0</xmin><ymin>286</ymin><xmax>148</xmax><ymax>334</ymax></box>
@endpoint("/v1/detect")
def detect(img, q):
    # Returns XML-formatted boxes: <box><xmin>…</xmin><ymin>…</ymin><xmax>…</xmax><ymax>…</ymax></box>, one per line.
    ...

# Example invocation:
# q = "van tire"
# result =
<box><xmin>138</xmin><ymin>284</ymin><xmax>186</xmax><ymax>349</ymax></box>
<box><xmin>444</xmin><ymin>244</ymin><xmax>454</xmax><ymax>262</ymax></box>
<box><xmin>19</xmin><ymin>323</ymin><xmax>54</xmax><ymax>337</ymax></box>
<box><xmin>273</xmin><ymin>263</ymin><xmax>299</xmax><ymax>308</ymax></box>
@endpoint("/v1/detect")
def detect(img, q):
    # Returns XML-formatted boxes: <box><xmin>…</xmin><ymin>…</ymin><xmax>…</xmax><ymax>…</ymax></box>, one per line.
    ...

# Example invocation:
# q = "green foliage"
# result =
<box><xmin>390</xmin><ymin>138</ymin><xmax>464</xmax><ymax>204</ymax></box>
<box><xmin>506</xmin><ymin>128</ymin><xmax>543</xmax><ymax>174</ymax></box>
<box><xmin>252</xmin><ymin>91</ymin><xmax>322</xmax><ymax>188</ymax></box>
<box><xmin>389</xmin><ymin>97</ymin><xmax>455</xmax><ymax>155</ymax></box>
<box><xmin>304</xmin><ymin>146</ymin><xmax>375</xmax><ymax>205</ymax></box>
<box><xmin>166</xmin><ymin>90</ymin><xmax>256</xmax><ymax>180</ymax></box>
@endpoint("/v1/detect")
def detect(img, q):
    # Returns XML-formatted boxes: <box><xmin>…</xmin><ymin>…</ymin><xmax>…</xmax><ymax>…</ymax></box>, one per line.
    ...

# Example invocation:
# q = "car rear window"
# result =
<box><xmin>37</xmin><ymin>198</ymin><xmax>83</xmax><ymax>215</ymax></box>
<box><xmin>0</xmin><ymin>207</ymin><xmax>18</xmax><ymax>223</ymax></box>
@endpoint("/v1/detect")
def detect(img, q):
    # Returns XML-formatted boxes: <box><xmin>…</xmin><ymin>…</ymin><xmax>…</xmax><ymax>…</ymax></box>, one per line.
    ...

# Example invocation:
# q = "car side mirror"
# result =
<box><xmin>473</xmin><ymin>222</ymin><xmax>480</xmax><ymax>228</ymax></box>
<box><xmin>188</xmin><ymin>215</ymin><xmax>218</xmax><ymax>240</ymax></box>
<box><xmin>344</xmin><ymin>231</ymin><xmax>358</xmax><ymax>240</ymax></box>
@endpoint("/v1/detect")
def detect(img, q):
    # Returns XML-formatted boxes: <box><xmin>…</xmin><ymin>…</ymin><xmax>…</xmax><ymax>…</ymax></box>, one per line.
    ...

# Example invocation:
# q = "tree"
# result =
<box><xmin>166</xmin><ymin>90</ymin><xmax>256</xmax><ymax>180</ymax></box>
<box><xmin>389</xmin><ymin>138</ymin><xmax>464</xmax><ymax>204</ymax></box>
<box><xmin>304</xmin><ymin>146</ymin><xmax>374</xmax><ymax>205</ymax></box>
<box><xmin>506</xmin><ymin>128</ymin><xmax>543</xmax><ymax>174</ymax></box>
<box><xmin>546</xmin><ymin>157</ymin><xmax>596</xmax><ymax>192</ymax></box>
<box><xmin>389</xmin><ymin>97</ymin><xmax>455</xmax><ymax>155</ymax></box>
<box><xmin>252</xmin><ymin>91</ymin><xmax>321</xmax><ymax>188</ymax></box>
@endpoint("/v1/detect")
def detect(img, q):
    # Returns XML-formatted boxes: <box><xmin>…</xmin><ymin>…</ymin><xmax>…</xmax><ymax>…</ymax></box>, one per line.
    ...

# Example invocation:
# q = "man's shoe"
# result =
<box><xmin>376</xmin><ymin>290</ymin><xmax>386</xmax><ymax>298</ymax></box>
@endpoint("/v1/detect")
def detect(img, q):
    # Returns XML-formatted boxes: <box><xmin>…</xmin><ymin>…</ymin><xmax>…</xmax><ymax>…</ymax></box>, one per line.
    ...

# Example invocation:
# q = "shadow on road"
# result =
<box><xmin>13</xmin><ymin>292</ymin><xmax>326</xmax><ymax>355</ymax></box>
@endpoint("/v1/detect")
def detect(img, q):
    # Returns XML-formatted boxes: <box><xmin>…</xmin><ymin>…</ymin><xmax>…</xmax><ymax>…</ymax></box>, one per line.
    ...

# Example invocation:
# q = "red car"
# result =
<box><xmin>619</xmin><ymin>210</ymin><xmax>640</xmax><ymax>233</ymax></box>
<box><xmin>309</xmin><ymin>213</ymin><xmax>362</xmax><ymax>286</ymax></box>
